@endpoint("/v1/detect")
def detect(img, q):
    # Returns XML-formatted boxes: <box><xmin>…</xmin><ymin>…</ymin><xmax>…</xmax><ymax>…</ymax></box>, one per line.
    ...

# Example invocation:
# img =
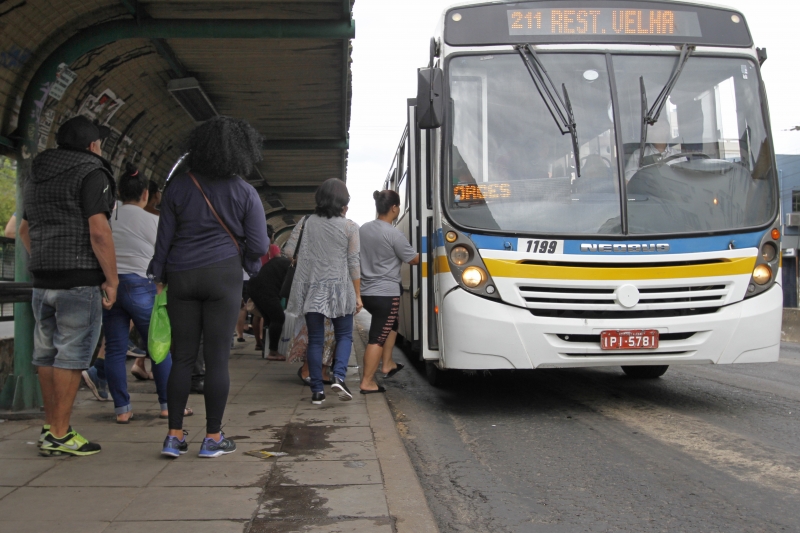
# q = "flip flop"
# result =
<box><xmin>266</xmin><ymin>353</ymin><xmax>286</xmax><ymax>361</ymax></box>
<box><xmin>383</xmin><ymin>363</ymin><xmax>405</xmax><ymax>379</ymax></box>
<box><xmin>360</xmin><ymin>386</ymin><xmax>387</xmax><ymax>394</ymax></box>
<box><xmin>131</xmin><ymin>366</ymin><xmax>149</xmax><ymax>381</ymax></box>
<box><xmin>159</xmin><ymin>407</ymin><xmax>193</xmax><ymax>419</ymax></box>
<box><xmin>116</xmin><ymin>413</ymin><xmax>134</xmax><ymax>424</ymax></box>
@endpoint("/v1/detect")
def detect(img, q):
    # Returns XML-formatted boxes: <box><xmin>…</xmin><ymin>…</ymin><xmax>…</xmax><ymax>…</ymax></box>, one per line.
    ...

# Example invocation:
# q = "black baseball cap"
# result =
<box><xmin>56</xmin><ymin>116</ymin><xmax>110</xmax><ymax>150</ymax></box>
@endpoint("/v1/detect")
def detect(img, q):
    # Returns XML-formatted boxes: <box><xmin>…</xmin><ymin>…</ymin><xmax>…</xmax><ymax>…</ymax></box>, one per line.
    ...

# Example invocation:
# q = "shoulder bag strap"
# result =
<box><xmin>188</xmin><ymin>172</ymin><xmax>240</xmax><ymax>254</ymax></box>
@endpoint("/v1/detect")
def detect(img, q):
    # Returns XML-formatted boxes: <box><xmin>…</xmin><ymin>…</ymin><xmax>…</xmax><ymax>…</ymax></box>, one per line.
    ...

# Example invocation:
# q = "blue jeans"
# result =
<box><xmin>102</xmin><ymin>273</ymin><xmax>172</xmax><ymax>415</ymax></box>
<box><xmin>32</xmin><ymin>286</ymin><xmax>102</xmax><ymax>370</ymax></box>
<box><xmin>305</xmin><ymin>313</ymin><xmax>353</xmax><ymax>393</ymax></box>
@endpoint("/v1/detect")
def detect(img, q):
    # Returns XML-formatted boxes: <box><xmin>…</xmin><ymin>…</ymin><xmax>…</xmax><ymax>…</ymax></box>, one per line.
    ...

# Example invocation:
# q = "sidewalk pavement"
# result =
<box><xmin>0</xmin><ymin>323</ymin><xmax>438</xmax><ymax>533</ymax></box>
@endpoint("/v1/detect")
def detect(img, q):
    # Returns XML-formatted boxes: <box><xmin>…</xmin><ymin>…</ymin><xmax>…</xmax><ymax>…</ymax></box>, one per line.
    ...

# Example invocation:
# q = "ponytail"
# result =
<box><xmin>374</xmin><ymin>189</ymin><xmax>400</xmax><ymax>215</ymax></box>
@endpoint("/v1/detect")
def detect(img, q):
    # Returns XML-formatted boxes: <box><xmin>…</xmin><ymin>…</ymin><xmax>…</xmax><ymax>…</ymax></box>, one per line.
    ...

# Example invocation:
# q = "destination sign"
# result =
<box><xmin>444</xmin><ymin>1</ymin><xmax>752</xmax><ymax>48</ymax></box>
<box><xmin>506</xmin><ymin>8</ymin><xmax>701</xmax><ymax>37</ymax></box>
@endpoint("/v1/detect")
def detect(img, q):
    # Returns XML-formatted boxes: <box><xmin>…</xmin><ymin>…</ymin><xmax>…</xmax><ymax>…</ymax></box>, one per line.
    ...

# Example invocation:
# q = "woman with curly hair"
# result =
<box><xmin>149</xmin><ymin>116</ymin><xmax>269</xmax><ymax>458</ymax></box>
<box><xmin>283</xmin><ymin>178</ymin><xmax>362</xmax><ymax>405</ymax></box>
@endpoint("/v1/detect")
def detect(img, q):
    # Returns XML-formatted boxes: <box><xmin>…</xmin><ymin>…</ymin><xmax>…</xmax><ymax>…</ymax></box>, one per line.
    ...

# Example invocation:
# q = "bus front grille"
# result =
<box><xmin>519</xmin><ymin>282</ymin><xmax>731</xmax><ymax>318</ymax></box>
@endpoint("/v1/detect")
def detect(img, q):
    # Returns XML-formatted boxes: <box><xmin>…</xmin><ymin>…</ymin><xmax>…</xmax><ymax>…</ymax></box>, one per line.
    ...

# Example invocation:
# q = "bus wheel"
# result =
<box><xmin>621</xmin><ymin>365</ymin><xmax>669</xmax><ymax>379</ymax></box>
<box><xmin>426</xmin><ymin>361</ymin><xmax>448</xmax><ymax>387</ymax></box>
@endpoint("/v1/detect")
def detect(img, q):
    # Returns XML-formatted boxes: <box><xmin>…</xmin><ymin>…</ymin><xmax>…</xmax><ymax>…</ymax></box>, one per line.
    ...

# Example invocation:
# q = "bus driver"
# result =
<box><xmin>624</xmin><ymin>117</ymin><xmax>681</xmax><ymax>181</ymax></box>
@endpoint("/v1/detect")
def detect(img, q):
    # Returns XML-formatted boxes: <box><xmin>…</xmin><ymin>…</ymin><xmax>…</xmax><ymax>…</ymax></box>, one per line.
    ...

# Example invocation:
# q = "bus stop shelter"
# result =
<box><xmin>0</xmin><ymin>0</ymin><xmax>355</xmax><ymax>412</ymax></box>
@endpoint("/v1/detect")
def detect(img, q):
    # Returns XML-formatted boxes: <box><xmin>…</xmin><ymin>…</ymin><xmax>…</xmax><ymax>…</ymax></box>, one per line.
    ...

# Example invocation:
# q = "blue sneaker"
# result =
<box><xmin>161</xmin><ymin>435</ymin><xmax>189</xmax><ymax>458</ymax></box>
<box><xmin>198</xmin><ymin>433</ymin><xmax>236</xmax><ymax>458</ymax></box>
<box><xmin>81</xmin><ymin>367</ymin><xmax>109</xmax><ymax>401</ymax></box>
<box><xmin>127</xmin><ymin>341</ymin><xmax>146</xmax><ymax>358</ymax></box>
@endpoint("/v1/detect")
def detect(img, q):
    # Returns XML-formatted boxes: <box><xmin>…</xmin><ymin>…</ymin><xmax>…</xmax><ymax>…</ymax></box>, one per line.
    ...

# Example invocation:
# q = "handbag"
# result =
<box><xmin>148</xmin><ymin>287</ymin><xmax>171</xmax><ymax>364</ymax></box>
<box><xmin>279</xmin><ymin>216</ymin><xmax>309</xmax><ymax>299</ymax></box>
<box><xmin>189</xmin><ymin>172</ymin><xmax>254</xmax><ymax>274</ymax></box>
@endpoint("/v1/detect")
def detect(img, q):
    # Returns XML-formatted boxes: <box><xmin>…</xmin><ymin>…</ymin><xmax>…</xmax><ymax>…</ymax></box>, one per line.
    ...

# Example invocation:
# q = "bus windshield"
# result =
<box><xmin>446</xmin><ymin>53</ymin><xmax>776</xmax><ymax>236</ymax></box>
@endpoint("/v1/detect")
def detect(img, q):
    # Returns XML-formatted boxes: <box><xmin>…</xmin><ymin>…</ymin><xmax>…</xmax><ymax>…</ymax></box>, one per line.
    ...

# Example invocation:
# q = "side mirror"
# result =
<box><xmin>417</xmin><ymin>68</ymin><xmax>444</xmax><ymax>130</ymax></box>
<box><xmin>757</xmin><ymin>47</ymin><xmax>767</xmax><ymax>66</ymax></box>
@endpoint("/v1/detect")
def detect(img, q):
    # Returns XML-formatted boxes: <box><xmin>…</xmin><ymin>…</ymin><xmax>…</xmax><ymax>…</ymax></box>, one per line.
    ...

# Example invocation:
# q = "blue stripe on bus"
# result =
<box><xmin>561</xmin><ymin>232</ymin><xmax>764</xmax><ymax>254</ymax></box>
<box><xmin>421</xmin><ymin>230</ymin><xmax>767</xmax><ymax>254</ymax></box>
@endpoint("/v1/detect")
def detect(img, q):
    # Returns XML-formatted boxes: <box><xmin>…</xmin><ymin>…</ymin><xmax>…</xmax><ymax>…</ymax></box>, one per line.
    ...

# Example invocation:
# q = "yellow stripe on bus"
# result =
<box><xmin>483</xmin><ymin>257</ymin><xmax>756</xmax><ymax>281</ymax></box>
<box><xmin>421</xmin><ymin>256</ymin><xmax>451</xmax><ymax>278</ymax></box>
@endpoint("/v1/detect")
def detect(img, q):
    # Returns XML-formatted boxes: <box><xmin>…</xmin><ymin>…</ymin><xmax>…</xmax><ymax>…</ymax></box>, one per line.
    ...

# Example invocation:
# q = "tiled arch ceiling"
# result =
<box><xmin>0</xmin><ymin>0</ymin><xmax>354</xmax><ymax>216</ymax></box>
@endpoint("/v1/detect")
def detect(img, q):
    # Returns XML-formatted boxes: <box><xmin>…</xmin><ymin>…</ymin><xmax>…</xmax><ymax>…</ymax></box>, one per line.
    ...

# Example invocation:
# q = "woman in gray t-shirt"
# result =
<box><xmin>358</xmin><ymin>190</ymin><xmax>419</xmax><ymax>393</ymax></box>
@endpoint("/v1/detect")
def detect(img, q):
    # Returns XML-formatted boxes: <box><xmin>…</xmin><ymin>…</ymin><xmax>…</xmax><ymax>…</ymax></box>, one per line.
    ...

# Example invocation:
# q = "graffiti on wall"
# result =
<box><xmin>0</xmin><ymin>44</ymin><xmax>31</xmax><ymax>70</ymax></box>
<box><xmin>37</xmin><ymin>109</ymin><xmax>56</xmax><ymax>152</ymax></box>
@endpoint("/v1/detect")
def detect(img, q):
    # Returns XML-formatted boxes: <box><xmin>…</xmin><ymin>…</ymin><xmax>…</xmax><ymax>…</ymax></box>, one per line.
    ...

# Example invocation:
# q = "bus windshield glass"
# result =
<box><xmin>446</xmin><ymin>53</ymin><xmax>776</xmax><ymax>236</ymax></box>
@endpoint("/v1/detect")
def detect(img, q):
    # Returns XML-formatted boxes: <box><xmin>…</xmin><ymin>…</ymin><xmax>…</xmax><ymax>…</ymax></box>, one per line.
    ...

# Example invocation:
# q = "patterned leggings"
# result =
<box><xmin>362</xmin><ymin>295</ymin><xmax>400</xmax><ymax>347</ymax></box>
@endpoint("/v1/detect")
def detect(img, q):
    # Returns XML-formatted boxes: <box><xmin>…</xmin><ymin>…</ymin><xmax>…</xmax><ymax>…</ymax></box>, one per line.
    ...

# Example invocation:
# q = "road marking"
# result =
<box><xmin>591</xmin><ymin>399</ymin><xmax>800</xmax><ymax>495</ymax></box>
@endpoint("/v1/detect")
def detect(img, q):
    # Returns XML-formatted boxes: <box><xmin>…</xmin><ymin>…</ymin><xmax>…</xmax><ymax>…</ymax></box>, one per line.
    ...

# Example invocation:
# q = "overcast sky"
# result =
<box><xmin>345</xmin><ymin>0</ymin><xmax>800</xmax><ymax>225</ymax></box>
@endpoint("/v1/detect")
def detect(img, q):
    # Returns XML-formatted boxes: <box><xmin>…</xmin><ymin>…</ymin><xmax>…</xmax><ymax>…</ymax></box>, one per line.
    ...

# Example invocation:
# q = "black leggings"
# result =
<box><xmin>362</xmin><ymin>295</ymin><xmax>400</xmax><ymax>346</ymax></box>
<box><xmin>166</xmin><ymin>256</ymin><xmax>242</xmax><ymax>433</ymax></box>
<box><xmin>251</xmin><ymin>295</ymin><xmax>285</xmax><ymax>351</ymax></box>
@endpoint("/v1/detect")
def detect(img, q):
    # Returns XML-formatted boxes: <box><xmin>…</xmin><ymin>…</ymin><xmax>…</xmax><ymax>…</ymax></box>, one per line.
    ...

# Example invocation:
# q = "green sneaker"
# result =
<box><xmin>40</xmin><ymin>429</ymin><xmax>101</xmax><ymax>457</ymax></box>
<box><xmin>38</xmin><ymin>424</ymin><xmax>51</xmax><ymax>445</ymax></box>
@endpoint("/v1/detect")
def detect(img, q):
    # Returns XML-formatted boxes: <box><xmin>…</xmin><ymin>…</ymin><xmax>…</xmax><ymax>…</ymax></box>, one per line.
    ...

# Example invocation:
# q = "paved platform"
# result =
<box><xmin>0</xmin><ymin>322</ymin><xmax>438</xmax><ymax>533</ymax></box>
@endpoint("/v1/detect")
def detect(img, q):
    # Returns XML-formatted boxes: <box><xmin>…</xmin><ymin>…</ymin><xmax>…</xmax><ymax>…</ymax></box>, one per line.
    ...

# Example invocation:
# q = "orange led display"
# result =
<box><xmin>507</xmin><ymin>8</ymin><xmax>700</xmax><ymax>37</ymax></box>
<box><xmin>453</xmin><ymin>183</ymin><xmax>512</xmax><ymax>202</ymax></box>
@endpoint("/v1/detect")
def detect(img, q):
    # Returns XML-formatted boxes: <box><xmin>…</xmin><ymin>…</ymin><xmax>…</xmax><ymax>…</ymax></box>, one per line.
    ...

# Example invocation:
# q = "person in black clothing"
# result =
<box><xmin>248</xmin><ymin>256</ymin><xmax>290</xmax><ymax>361</ymax></box>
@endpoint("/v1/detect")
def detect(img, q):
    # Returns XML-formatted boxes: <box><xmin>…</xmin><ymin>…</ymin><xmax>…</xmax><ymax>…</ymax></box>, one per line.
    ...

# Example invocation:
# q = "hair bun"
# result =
<box><xmin>125</xmin><ymin>161</ymin><xmax>139</xmax><ymax>177</ymax></box>
<box><xmin>373</xmin><ymin>191</ymin><xmax>380</xmax><ymax>200</ymax></box>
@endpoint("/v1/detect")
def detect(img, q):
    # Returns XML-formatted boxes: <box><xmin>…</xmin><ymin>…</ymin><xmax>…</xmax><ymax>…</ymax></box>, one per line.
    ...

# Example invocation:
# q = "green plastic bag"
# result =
<box><xmin>148</xmin><ymin>286</ymin><xmax>171</xmax><ymax>364</ymax></box>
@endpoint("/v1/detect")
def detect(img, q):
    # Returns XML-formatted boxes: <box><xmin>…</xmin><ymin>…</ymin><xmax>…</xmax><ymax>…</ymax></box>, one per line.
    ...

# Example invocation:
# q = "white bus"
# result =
<box><xmin>384</xmin><ymin>0</ymin><xmax>782</xmax><ymax>384</ymax></box>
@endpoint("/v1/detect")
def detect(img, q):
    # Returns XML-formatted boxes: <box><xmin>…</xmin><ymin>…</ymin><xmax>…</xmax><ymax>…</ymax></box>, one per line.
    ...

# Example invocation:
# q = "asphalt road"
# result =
<box><xmin>381</xmin><ymin>342</ymin><xmax>800</xmax><ymax>533</ymax></box>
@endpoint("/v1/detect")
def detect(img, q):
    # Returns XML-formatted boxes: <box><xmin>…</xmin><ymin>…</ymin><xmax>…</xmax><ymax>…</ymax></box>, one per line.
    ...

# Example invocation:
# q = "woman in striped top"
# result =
<box><xmin>283</xmin><ymin>178</ymin><xmax>362</xmax><ymax>404</ymax></box>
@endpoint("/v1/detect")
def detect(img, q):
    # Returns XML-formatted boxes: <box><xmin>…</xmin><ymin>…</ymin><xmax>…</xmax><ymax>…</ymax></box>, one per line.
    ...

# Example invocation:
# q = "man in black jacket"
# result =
<box><xmin>19</xmin><ymin>116</ymin><xmax>117</xmax><ymax>456</ymax></box>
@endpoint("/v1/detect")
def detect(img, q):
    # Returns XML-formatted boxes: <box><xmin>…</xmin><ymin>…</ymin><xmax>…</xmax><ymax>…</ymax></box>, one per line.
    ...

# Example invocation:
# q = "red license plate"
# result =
<box><xmin>600</xmin><ymin>330</ymin><xmax>659</xmax><ymax>350</ymax></box>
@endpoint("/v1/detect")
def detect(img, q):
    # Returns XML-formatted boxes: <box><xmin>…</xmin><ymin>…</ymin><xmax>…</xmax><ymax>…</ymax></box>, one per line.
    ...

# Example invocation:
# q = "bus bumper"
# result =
<box><xmin>439</xmin><ymin>284</ymin><xmax>782</xmax><ymax>369</ymax></box>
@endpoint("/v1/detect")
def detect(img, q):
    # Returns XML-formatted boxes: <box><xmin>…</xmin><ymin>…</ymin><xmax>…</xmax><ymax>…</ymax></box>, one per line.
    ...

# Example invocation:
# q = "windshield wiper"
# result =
<box><xmin>516</xmin><ymin>44</ymin><xmax>581</xmax><ymax>177</ymax></box>
<box><xmin>638</xmin><ymin>44</ymin><xmax>694</xmax><ymax>168</ymax></box>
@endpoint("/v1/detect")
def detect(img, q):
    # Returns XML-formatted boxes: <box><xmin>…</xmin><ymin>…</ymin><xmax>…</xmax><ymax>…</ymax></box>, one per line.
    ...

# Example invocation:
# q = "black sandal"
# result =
<box><xmin>383</xmin><ymin>363</ymin><xmax>404</xmax><ymax>379</ymax></box>
<box><xmin>360</xmin><ymin>386</ymin><xmax>386</xmax><ymax>394</ymax></box>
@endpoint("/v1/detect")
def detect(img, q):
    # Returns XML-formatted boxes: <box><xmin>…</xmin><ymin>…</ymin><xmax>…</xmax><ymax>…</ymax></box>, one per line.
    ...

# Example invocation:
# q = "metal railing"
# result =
<box><xmin>0</xmin><ymin>237</ymin><xmax>17</xmax><ymax>321</ymax></box>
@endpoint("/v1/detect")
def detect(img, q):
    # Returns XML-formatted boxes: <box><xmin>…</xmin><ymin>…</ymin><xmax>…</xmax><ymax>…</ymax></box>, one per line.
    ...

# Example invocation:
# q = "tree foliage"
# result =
<box><xmin>0</xmin><ymin>156</ymin><xmax>17</xmax><ymax>227</ymax></box>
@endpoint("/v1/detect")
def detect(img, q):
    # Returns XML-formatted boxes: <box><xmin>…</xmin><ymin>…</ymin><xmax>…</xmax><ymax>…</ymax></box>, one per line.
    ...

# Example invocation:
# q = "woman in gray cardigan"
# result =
<box><xmin>283</xmin><ymin>178</ymin><xmax>362</xmax><ymax>404</ymax></box>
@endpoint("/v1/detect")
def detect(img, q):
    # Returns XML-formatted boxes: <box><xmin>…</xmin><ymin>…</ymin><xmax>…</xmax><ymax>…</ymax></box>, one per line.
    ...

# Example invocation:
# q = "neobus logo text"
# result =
<box><xmin>580</xmin><ymin>243</ymin><xmax>670</xmax><ymax>252</ymax></box>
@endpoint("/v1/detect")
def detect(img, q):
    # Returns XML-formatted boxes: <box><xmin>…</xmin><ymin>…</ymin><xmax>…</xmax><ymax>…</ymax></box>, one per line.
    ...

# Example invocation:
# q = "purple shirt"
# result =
<box><xmin>148</xmin><ymin>172</ymin><xmax>268</xmax><ymax>282</ymax></box>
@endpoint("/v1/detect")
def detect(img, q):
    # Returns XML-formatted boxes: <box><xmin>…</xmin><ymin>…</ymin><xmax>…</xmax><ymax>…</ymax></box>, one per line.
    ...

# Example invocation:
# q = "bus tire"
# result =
<box><xmin>621</xmin><ymin>365</ymin><xmax>669</xmax><ymax>379</ymax></box>
<box><xmin>426</xmin><ymin>361</ymin><xmax>448</xmax><ymax>387</ymax></box>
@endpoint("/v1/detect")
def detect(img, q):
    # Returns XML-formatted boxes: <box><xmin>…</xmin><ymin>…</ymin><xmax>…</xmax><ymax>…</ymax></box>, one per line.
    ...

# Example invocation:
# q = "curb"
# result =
<box><xmin>352</xmin><ymin>318</ymin><xmax>440</xmax><ymax>533</ymax></box>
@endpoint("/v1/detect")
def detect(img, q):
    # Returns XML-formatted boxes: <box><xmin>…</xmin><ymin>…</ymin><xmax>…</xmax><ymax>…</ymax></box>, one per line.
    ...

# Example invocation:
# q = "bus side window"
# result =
<box><xmin>397</xmin><ymin>169</ymin><xmax>409</xmax><ymax>217</ymax></box>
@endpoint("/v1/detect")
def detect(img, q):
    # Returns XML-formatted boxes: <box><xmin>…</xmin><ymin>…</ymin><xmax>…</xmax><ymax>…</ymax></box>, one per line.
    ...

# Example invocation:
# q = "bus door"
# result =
<box><xmin>403</xmin><ymin>100</ymin><xmax>424</xmax><ymax>352</ymax></box>
<box><xmin>414</xmin><ymin>102</ymin><xmax>441</xmax><ymax>361</ymax></box>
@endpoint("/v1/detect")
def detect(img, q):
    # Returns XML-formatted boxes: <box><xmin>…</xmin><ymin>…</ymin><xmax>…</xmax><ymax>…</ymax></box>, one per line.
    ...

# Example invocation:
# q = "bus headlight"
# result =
<box><xmin>761</xmin><ymin>242</ymin><xmax>777</xmax><ymax>262</ymax></box>
<box><xmin>752</xmin><ymin>264</ymin><xmax>772</xmax><ymax>285</ymax></box>
<box><xmin>450</xmin><ymin>246</ymin><xmax>470</xmax><ymax>266</ymax></box>
<box><xmin>462</xmin><ymin>266</ymin><xmax>486</xmax><ymax>287</ymax></box>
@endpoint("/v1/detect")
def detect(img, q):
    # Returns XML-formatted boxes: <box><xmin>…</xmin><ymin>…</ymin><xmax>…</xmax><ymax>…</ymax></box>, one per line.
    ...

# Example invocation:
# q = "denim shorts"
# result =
<box><xmin>32</xmin><ymin>286</ymin><xmax>103</xmax><ymax>370</ymax></box>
